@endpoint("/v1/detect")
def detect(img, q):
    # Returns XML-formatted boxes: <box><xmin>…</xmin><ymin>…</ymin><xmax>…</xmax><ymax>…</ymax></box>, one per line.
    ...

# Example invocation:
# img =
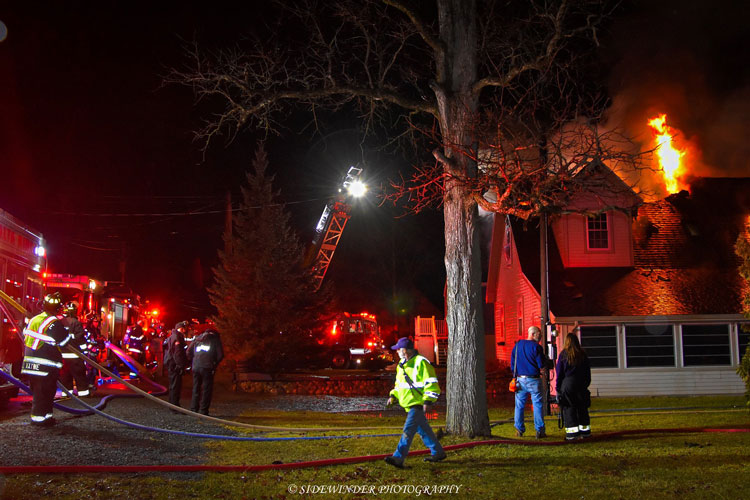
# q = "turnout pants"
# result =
<box><xmin>559</xmin><ymin>378</ymin><xmax>591</xmax><ymax>438</ymax></box>
<box><xmin>29</xmin><ymin>369</ymin><xmax>60</xmax><ymax>422</ymax></box>
<box><xmin>190</xmin><ymin>367</ymin><xmax>215</xmax><ymax>414</ymax></box>
<box><xmin>60</xmin><ymin>358</ymin><xmax>90</xmax><ymax>396</ymax></box>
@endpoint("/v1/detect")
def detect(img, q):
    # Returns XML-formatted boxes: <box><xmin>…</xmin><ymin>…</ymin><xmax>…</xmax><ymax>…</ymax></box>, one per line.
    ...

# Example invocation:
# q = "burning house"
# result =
<box><xmin>485</xmin><ymin>114</ymin><xmax>750</xmax><ymax>397</ymax></box>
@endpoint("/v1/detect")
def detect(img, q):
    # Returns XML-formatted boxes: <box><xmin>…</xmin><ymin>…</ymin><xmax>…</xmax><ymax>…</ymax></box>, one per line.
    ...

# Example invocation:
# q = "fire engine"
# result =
<box><xmin>324</xmin><ymin>311</ymin><xmax>391</xmax><ymax>369</ymax></box>
<box><xmin>0</xmin><ymin>209</ymin><xmax>46</xmax><ymax>406</ymax></box>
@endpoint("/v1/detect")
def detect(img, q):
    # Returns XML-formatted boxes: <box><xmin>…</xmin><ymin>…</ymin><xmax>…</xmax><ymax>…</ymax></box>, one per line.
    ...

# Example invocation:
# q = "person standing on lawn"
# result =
<box><xmin>555</xmin><ymin>332</ymin><xmax>592</xmax><ymax>440</ymax></box>
<box><xmin>384</xmin><ymin>337</ymin><xmax>446</xmax><ymax>468</ymax></box>
<box><xmin>511</xmin><ymin>325</ymin><xmax>549</xmax><ymax>439</ymax></box>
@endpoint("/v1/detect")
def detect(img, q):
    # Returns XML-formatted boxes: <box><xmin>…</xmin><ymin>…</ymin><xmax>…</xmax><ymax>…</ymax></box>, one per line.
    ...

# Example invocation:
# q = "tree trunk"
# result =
<box><xmin>436</xmin><ymin>0</ymin><xmax>490</xmax><ymax>437</ymax></box>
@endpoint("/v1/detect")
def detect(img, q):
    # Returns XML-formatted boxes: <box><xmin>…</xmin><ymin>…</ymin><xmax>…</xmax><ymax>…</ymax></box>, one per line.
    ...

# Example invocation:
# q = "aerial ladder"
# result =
<box><xmin>306</xmin><ymin>166</ymin><xmax>366</xmax><ymax>291</ymax></box>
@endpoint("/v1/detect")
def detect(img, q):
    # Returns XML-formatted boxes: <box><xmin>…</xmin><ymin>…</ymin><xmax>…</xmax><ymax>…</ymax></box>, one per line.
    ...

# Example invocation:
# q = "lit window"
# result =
<box><xmin>587</xmin><ymin>213</ymin><xmax>609</xmax><ymax>249</ymax></box>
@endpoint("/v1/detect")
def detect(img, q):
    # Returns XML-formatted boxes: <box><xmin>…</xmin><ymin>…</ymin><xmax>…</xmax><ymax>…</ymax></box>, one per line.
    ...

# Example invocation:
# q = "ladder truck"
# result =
<box><xmin>306</xmin><ymin>167</ymin><xmax>391</xmax><ymax>369</ymax></box>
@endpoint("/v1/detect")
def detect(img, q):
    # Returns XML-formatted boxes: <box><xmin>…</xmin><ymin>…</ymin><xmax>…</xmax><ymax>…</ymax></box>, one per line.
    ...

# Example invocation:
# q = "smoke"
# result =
<box><xmin>601</xmin><ymin>0</ymin><xmax>750</xmax><ymax>197</ymax></box>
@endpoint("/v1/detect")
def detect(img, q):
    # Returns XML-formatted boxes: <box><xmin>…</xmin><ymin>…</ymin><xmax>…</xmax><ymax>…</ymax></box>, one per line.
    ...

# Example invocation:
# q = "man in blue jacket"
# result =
<box><xmin>510</xmin><ymin>326</ymin><xmax>549</xmax><ymax>439</ymax></box>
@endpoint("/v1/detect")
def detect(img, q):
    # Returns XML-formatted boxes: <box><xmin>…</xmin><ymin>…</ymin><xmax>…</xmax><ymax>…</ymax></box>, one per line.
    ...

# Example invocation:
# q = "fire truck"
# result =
<box><xmin>305</xmin><ymin>167</ymin><xmax>392</xmax><ymax>369</ymax></box>
<box><xmin>325</xmin><ymin>312</ymin><xmax>391</xmax><ymax>369</ymax></box>
<box><xmin>0</xmin><ymin>209</ymin><xmax>46</xmax><ymax>406</ymax></box>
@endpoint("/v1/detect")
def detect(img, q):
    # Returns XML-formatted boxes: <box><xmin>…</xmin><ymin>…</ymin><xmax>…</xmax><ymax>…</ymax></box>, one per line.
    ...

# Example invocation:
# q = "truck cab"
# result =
<box><xmin>325</xmin><ymin>312</ymin><xmax>392</xmax><ymax>369</ymax></box>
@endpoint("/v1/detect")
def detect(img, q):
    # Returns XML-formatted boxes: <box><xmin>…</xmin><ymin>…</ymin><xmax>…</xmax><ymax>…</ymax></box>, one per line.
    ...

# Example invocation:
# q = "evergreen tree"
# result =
<box><xmin>209</xmin><ymin>144</ymin><xmax>329</xmax><ymax>372</ymax></box>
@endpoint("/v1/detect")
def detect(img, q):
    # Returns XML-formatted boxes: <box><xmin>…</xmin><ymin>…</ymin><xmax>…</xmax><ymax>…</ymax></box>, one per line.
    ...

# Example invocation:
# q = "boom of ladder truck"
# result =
<box><xmin>305</xmin><ymin>167</ymin><xmax>392</xmax><ymax>369</ymax></box>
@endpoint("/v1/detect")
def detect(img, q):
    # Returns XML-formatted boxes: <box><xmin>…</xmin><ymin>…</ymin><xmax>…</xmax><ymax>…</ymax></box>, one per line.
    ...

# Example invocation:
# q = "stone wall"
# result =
<box><xmin>233</xmin><ymin>371</ymin><xmax>512</xmax><ymax>400</ymax></box>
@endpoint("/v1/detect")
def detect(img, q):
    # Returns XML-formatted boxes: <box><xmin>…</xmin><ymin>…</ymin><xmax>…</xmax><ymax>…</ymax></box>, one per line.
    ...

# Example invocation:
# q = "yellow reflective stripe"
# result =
<box><xmin>579</xmin><ymin>425</ymin><xmax>590</xmax><ymax>431</ymax></box>
<box><xmin>39</xmin><ymin>315</ymin><xmax>58</xmax><ymax>332</ymax></box>
<box><xmin>21</xmin><ymin>369</ymin><xmax>49</xmax><ymax>376</ymax></box>
<box><xmin>424</xmin><ymin>377</ymin><xmax>439</xmax><ymax>383</ymax></box>
<box><xmin>565</xmin><ymin>427</ymin><xmax>579</xmax><ymax>433</ymax></box>
<box><xmin>24</xmin><ymin>329</ymin><xmax>55</xmax><ymax>343</ymax></box>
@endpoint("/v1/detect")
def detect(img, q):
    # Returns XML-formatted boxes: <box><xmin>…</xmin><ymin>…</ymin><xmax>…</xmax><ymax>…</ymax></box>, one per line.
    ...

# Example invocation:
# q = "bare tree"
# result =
<box><xmin>170</xmin><ymin>0</ymin><xmax>634</xmax><ymax>437</ymax></box>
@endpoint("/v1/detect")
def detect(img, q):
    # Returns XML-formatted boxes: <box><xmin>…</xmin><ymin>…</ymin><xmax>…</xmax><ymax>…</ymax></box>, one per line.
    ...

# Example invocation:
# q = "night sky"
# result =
<box><xmin>1</xmin><ymin>1</ymin><xmax>748</xmax><ymax>326</ymax></box>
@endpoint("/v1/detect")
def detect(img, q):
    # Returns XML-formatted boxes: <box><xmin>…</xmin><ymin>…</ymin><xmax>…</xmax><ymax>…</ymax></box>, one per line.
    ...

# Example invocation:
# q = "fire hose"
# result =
<box><xmin>0</xmin><ymin>426</ymin><xmax>747</xmax><ymax>474</ymax></box>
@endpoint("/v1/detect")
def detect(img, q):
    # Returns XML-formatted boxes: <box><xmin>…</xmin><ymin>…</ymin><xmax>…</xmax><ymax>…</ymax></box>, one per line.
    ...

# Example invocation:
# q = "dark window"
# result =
<box><xmin>503</xmin><ymin>223</ymin><xmax>512</xmax><ymax>265</ymax></box>
<box><xmin>739</xmin><ymin>324</ymin><xmax>750</xmax><ymax>363</ymax></box>
<box><xmin>587</xmin><ymin>213</ymin><xmax>609</xmax><ymax>249</ymax></box>
<box><xmin>579</xmin><ymin>325</ymin><xmax>618</xmax><ymax>368</ymax></box>
<box><xmin>682</xmin><ymin>324</ymin><xmax>731</xmax><ymax>366</ymax></box>
<box><xmin>625</xmin><ymin>324</ymin><xmax>675</xmax><ymax>367</ymax></box>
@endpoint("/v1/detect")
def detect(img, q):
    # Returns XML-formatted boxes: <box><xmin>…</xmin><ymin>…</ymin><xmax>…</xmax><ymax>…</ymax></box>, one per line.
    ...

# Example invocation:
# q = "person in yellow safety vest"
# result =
<box><xmin>20</xmin><ymin>292</ymin><xmax>73</xmax><ymax>427</ymax></box>
<box><xmin>59</xmin><ymin>301</ymin><xmax>92</xmax><ymax>397</ymax></box>
<box><xmin>384</xmin><ymin>337</ymin><xmax>446</xmax><ymax>468</ymax></box>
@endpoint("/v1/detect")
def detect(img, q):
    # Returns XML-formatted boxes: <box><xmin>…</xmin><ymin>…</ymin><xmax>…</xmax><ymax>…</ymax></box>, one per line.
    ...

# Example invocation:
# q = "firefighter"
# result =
<box><xmin>384</xmin><ymin>337</ymin><xmax>446</xmax><ymax>468</ymax></box>
<box><xmin>187</xmin><ymin>328</ymin><xmax>224</xmax><ymax>415</ymax></box>
<box><xmin>59</xmin><ymin>301</ymin><xmax>92</xmax><ymax>397</ymax></box>
<box><xmin>124</xmin><ymin>320</ymin><xmax>146</xmax><ymax>378</ymax></box>
<box><xmin>20</xmin><ymin>292</ymin><xmax>72</xmax><ymax>426</ymax></box>
<box><xmin>163</xmin><ymin>321</ymin><xmax>189</xmax><ymax>409</ymax></box>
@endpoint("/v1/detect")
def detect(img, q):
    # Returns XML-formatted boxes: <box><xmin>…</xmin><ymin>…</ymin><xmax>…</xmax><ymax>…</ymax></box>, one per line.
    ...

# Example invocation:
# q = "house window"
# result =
<box><xmin>586</xmin><ymin>213</ymin><xmax>609</xmax><ymax>250</ymax></box>
<box><xmin>517</xmin><ymin>299</ymin><xmax>523</xmax><ymax>337</ymax></box>
<box><xmin>497</xmin><ymin>304</ymin><xmax>505</xmax><ymax>341</ymax></box>
<box><xmin>682</xmin><ymin>324</ymin><xmax>731</xmax><ymax>366</ymax></box>
<box><xmin>738</xmin><ymin>325</ymin><xmax>750</xmax><ymax>363</ymax></box>
<box><xmin>625</xmin><ymin>324</ymin><xmax>675</xmax><ymax>367</ymax></box>
<box><xmin>503</xmin><ymin>222</ymin><xmax>512</xmax><ymax>266</ymax></box>
<box><xmin>579</xmin><ymin>325</ymin><xmax>618</xmax><ymax>368</ymax></box>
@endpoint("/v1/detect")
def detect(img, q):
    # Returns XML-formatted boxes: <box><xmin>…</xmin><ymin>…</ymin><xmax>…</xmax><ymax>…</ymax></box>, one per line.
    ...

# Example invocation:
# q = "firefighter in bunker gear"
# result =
<box><xmin>384</xmin><ymin>337</ymin><xmax>446</xmax><ymax>468</ymax></box>
<box><xmin>163</xmin><ymin>321</ymin><xmax>189</xmax><ymax>408</ymax></box>
<box><xmin>124</xmin><ymin>320</ymin><xmax>147</xmax><ymax>378</ymax></box>
<box><xmin>59</xmin><ymin>302</ymin><xmax>92</xmax><ymax>397</ymax></box>
<box><xmin>187</xmin><ymin>328</ymin><xmax>224</xmax><ymax>415</ymax></box>
<box><xmin>21</xmin><ymin>293</ymin><xmax>72</xmax><ymax>426</ymax></box>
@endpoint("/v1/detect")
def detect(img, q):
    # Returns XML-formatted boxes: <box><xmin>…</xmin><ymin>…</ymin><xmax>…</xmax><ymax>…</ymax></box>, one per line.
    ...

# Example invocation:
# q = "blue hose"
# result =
<box><xmin>59</xmin><ymin>384</ymin><xmax>399</xmax><ymax>441</ymax></box>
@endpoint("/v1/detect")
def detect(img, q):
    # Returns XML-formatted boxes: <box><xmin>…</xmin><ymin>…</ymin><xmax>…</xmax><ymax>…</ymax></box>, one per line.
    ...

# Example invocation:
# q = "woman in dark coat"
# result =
<box><xmin>555</xmin><ymin>333</ymin><xmax>592</xmax><ymax>440</ymax></box>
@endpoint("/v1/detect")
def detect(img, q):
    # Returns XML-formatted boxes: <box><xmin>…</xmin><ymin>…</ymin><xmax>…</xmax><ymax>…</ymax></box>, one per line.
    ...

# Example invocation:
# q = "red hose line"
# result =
<box><xmin>1</xmin><ymin>426</ymin><xmax>747</xmax><ymax>475</ymax></box>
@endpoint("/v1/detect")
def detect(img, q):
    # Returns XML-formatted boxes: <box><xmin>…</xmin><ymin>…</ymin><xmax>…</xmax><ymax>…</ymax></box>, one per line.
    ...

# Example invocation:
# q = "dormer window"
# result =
<box><xmin>587</xmin><ymin>213</ymin><xmax>610</xmax><ymax>250</ymax></box>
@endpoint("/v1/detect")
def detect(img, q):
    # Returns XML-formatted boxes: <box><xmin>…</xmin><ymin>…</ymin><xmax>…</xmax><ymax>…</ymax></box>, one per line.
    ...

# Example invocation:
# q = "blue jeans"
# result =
<box><xmin>514</xmin><ymin>377</ymin><xmax>545</xmax><ymax>434</ymax></box>
<box><xmin>393</xmin><ymin>406</ymin><xmax>444</xmax><ymax>460</ymax></box>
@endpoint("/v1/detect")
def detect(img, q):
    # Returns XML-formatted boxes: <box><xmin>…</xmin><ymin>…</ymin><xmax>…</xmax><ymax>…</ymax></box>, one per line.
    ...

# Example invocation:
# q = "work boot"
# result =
<box><xmin>31</xmin><ymin>417</ymin><xmax>56</xmax><ymax>427</ymax></box>
<box><xmin>423</xmin><ymin>452</ymin><xmax>447</xmax><ymax>463</ymax></box>
<box><xmin>535</xmin><ymin>429</ymin><xmax>547</xmax><ymax>439</ymax></box>
<box><xmin>514</xmin><ymin>428</ymin><xmax>524</xmax><ymax>438</ymax></box>
<box><xmin>384</xmin><ymin>456</ymin><xmax>404</xmax><ymax>469</ymax></box>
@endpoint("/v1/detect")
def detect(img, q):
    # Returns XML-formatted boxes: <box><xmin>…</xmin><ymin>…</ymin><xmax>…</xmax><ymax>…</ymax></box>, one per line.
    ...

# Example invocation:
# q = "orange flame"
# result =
<box><xmin>648</xmin><ymin>114</ymin><xmax>686</xmax><ymax>194</ymax></box>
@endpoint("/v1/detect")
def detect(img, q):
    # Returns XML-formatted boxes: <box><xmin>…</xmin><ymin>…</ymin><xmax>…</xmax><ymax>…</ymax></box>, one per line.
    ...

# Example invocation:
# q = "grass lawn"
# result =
<box><xmin>3</xmin><ymin>395</ymin><xmax>749</xmax><ymax>499</ymax></box>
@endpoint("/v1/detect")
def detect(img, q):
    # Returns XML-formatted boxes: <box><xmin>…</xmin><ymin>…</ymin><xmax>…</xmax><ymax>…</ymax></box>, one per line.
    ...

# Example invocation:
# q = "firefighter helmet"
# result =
<box><xmin>42</xmin><ymin>292</ymin><xmax>63</xmax><ymax>314</ymax></box>
<box><xmin>64</xmin><ymin>301</ymin><xmax>79</xmax><ymax>316</ymax></box>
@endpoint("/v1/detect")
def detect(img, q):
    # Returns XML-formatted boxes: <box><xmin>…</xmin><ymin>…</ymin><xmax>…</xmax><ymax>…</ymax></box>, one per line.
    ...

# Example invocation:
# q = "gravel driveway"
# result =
<box><xmin>0</xmin><ymin>376</ymin><xmax>253</xmax><ymax>468</ymax></box>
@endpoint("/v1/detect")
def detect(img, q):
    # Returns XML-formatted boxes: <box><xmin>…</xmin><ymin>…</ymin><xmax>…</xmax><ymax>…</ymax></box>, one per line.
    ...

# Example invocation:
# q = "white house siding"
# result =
<box><xmin>587</xmin><ymin>367</ymin><xmax>744</xmax><ymax>396</ymax></box>
<box><xmin>554</xmin><ymin>317</ymin><xmax>747</xmax><ymax>397</ymax></box>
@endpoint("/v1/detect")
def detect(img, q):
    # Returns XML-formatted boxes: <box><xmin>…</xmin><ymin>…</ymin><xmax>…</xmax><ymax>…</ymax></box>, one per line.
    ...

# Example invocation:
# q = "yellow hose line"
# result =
<box><xmin>0</xmin><ymin>289</ymin><xmax>28</xmax><ymax>315</ymax></box>
<box><xmin>67</xmin><ymin>345</ymin><xmax>417</xmax><ymax>433</ymax></box>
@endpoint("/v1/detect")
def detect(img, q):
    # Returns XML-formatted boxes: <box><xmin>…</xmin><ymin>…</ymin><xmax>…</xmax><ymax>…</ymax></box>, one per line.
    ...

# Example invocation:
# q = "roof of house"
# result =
<box><xmin>497</xmin><ymin>177</ymin><xmax>750</xmax><ymax>318</ymax></box>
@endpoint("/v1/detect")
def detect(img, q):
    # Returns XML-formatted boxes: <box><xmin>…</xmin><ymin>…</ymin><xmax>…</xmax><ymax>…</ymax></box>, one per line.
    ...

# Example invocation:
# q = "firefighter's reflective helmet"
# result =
<box><xmin>64</xmin><ymin>301</ymin><xmax>79</xmax><ymax>316</ymax></box>
<box><xmin>43</xmin><ymin>292</ymin><xmax>63</xmax><ymax>314</ymax></box>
